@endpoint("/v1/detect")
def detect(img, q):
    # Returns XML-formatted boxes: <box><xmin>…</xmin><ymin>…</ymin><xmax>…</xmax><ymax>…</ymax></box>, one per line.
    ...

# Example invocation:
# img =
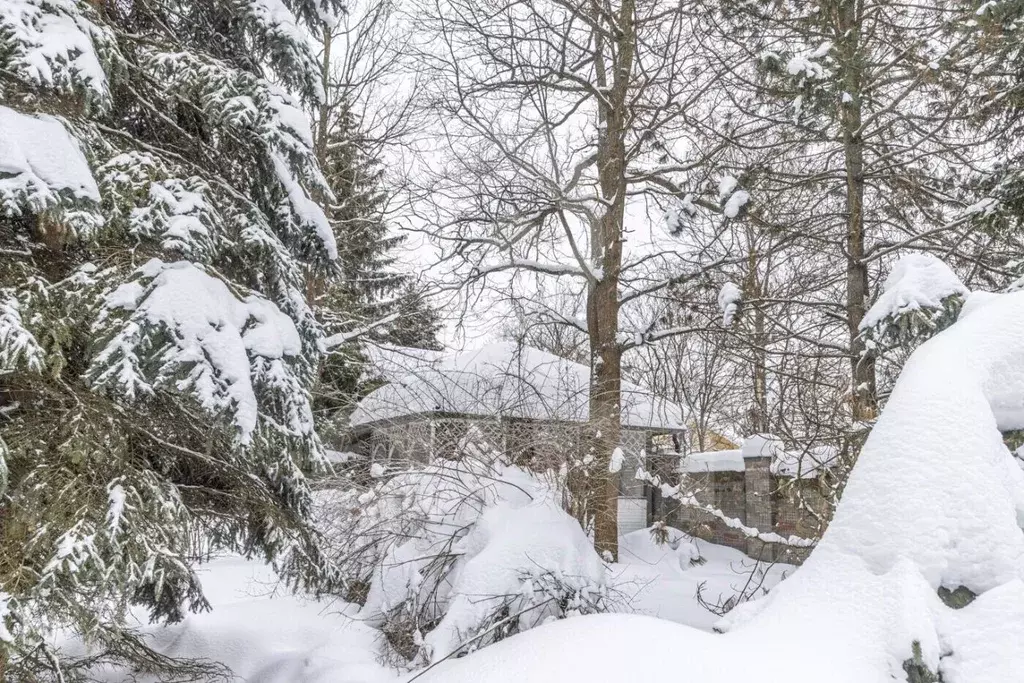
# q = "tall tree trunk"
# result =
<box><xmin>744</xmin><ymin>236</ymin><xmax>770</xmax><ymax>433</ymax></box>
<box><xmin>588</xmin><ymin>0</ymin><xmax>635</xmax><ymax>561</ymax></box>
<box><xmin>837</xmin><ymin>0</ymin><xmax>876</xmax><ymax>422</ymax></box>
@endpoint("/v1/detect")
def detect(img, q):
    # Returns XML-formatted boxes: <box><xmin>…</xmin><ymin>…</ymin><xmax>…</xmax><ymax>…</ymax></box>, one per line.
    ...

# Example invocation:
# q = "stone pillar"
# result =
<box><xmin>744</xmin><ymin>456</ymin><xmax>773</xmax><ymax>560</ymax></box>
<box><xmin>742</xmin><ymin>434</ymin><xmax>782</xmax><ymax>561</ymax></box>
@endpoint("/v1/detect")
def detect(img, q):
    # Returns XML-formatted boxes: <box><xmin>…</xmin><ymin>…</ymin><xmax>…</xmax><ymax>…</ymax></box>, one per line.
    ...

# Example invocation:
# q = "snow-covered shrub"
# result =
<box><xmin>860</xmin><ymin>253</ymin><xmax>968</xmax><ymax>356</ymax></box>
<box><xmin>316</xmin><ymin>445</ymin><xmax>608</xmax><ymax>664</ymax></box>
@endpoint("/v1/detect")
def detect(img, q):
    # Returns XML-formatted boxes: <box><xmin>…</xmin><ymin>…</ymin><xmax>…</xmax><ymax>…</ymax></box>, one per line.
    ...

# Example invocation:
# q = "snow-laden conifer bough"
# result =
<box><xmin>415</xmin><ymin>287</ymin><xmax>1024</xmax><ymax>683</ymax></box>
<box><xmin>0</xmin><ymin>0</ymin><xmax>347</xmax><ymax>677</ymax></box>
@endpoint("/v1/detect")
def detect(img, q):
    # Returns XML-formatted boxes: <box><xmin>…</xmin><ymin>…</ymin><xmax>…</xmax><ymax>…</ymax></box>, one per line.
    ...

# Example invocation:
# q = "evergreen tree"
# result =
<box><xmin>312</xmin><ymin>97</ymin><xmax>441</xmax><ymax>420</ymax></box>
<box><xmin>0</xmin><ymin>0</ymin><xmax>343</xmax><ymax>678</ymax></box>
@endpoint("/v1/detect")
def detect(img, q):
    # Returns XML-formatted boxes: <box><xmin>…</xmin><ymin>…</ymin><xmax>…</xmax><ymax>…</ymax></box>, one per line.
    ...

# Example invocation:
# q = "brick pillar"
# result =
<box><xmin>744</xmin><ymin>455</ymin><xmax>773</xmax><ymax>561</ymax></box>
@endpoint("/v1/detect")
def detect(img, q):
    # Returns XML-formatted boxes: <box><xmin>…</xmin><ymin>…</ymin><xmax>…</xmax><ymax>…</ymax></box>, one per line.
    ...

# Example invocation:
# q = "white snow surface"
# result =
<box><xmin>68</xmin><ymin>533</ymin><xmax>793</xmax><ymax>682</ymax></box>
<box><xmin>723</xmin><ymin>190</ymin><xmax>749</xmax><ymax>218</ymax></box>
<box><xmin>96</xmin><ymin>259</ymin><xmax>304</xmax><ymax>442</ymax></box>
<box><xmin>351</xmin><ymin>342</ymin><xmax>685</xmax><ymax>430</ymax></box>
<box><xmin>786</xmin><ymin>42</ymin><xmax>832</xmax><ymax>80</ymax></box>
<box><xmin>417</xmin><ymin>288</ymin><xmax>1024</xmax><ymax>683</ymax></box>
<box><xmin>680</xmin><ymin>448</ymin><xmax>744</xmax><ymax>473</ymax></box>
<box><xmin>608</xmin><ymin>446</ymin><xmax>625</xmax><ymax>473</ymax></box>
<box><xmin>860</xmin><ymin>252</ymin><xmax>968</xmax><ymax>332</ymax></box>
<box><xmin>270</xmin><ymin>153</ymin><xmax>338</xmax><ymax>260</ymax></box>
<box><xmin>770</xmin><ymin>445</ymin><xmax>840</xmax><ymax>479</ymax></box>
<box><xmin>0</xmin><ymin>105</ymin><xmax>99</xmax><ymax>213</ymax></box>
<box><xmin>679</xmin><ymin>436</ymin><xmax>835</xmax><ymax>477</ymax></box>
<box><xmin>423</xmin><ymin>498</ymin><xmax>605</xmax><ymax>661</ymax></box>
<box><xmin>611</xmin><ymin>529</ymin><xmax>792</xmax><ymax>630</ymax></box>
<box><xmin>82</xmin><ymin>556</ymin><xmax>397</xmax><ymax>683</ymax></box>
<box><xmin>717</xmin><ymin>175</ymin><xmax>738</xmax><ymax>200</ymax></box>
<box><xmin>740</xmin><ymin>433</ymin><xmax>784</xmax><ymax>459</ymax></box>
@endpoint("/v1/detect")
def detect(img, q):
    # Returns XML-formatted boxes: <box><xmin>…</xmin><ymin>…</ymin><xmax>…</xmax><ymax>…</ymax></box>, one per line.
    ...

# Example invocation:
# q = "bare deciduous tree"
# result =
<box><xmin>410</xmin><ymin>0</ymin><xmax>738</xmax><ymax>557</ymax></box>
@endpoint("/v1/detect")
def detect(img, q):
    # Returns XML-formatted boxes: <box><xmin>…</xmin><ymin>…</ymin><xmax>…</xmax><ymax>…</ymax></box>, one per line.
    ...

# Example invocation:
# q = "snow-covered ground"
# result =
<box><xmin>86</xmin><ymin>556</ymin><xmax>397</xmax><ymax>683</ymax></box>
<box><xmin>87</xmin><ymin>531</ymin><xmax>779</xmax><ymax>682</ymax></box>
<box><xmin>416</xmin><ymin>288</ymin><xmax>1024</xmax><ymax>683</ymax></box>
<box><xmin>612</xmin><ymin>530</ymin><xmax>792</xmax><ymax>631</ymax></box>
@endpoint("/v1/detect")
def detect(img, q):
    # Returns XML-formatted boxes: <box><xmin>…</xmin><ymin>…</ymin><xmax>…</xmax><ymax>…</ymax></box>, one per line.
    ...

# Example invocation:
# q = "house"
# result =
<box><xmin>347</xmin><ymin>342</ymin><xmax>686</xmax><ymax>536</ymax></box>
<box><xmin>669</xmin><ymin>435</ymin><xmax>841</xmax><ymax>563</ymax></box>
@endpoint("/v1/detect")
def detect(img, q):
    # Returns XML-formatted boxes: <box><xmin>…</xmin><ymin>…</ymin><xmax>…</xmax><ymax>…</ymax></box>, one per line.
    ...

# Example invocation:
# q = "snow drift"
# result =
<box><xmin>418</xmin><ymin>287</ymin><xmax>1024</xmax><ymax>682</ymax></box>
<box><xmin>318</xmin><ymin>452</ymin><xmax>607</xmax><ymax>664</ymax></box>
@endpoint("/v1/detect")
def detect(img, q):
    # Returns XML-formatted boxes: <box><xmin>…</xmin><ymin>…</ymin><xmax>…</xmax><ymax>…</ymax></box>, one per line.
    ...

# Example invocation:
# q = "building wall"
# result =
<box><xmin>770</xmin><ymin>477</ymin><xmax>830</xmax><ymax>564</ymax></box>
<box><xmin>664</xmin><ymin>463</ymin><xmax>831</xmax><ymax>564</ymax></box>
<box><xmin>668</xmin><ymin>471</ymin><xmax>748</xmax><ymax>553</ymax></box>
<box><xmin>357</xmin><ymin>414</ymin><xmax>660</xmax><ymax>534</ymax></box>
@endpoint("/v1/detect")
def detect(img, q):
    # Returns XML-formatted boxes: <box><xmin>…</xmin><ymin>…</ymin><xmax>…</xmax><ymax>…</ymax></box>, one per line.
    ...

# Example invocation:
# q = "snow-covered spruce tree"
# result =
<box><xmin>955</xmin><ymin>0</ymin><xmax>1024</xmax><ymax>276</ymax></box>
<box><xmin>859</xmin><ymin>253</ymin><xmax>969</xmax><ymax>361</ymax></box>
<box><xmin>0</xmin><ymin>0</ymin><xmax>343</xmax><ymax>678</ymax></box>
<box><xmin>310</xmin><ymin>63</ymin><xmax>441</xmax><ymax>420</ymax></box>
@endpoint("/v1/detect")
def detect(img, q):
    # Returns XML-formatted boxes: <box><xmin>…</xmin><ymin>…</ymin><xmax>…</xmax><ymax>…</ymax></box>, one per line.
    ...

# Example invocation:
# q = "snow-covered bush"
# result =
<box><xmin>316</xmin><ymin>443</ymin><xmax>608</xmax><ymax>664</ymax></box>
<box><xmin>860</xmin><ymin>253</ymin><xmax>968</xmax><ymax>356</ymax></box>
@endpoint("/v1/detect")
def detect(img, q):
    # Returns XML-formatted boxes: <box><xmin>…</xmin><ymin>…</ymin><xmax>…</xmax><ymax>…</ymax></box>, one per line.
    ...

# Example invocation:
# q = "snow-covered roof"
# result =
<box><xmin>678</xmin><ymin>435</ymin><xmax>840</xmax><ymax>479</ymax></box>
<box><xmin>351</xmin><ymin>342</ymin><xmax>686</xmax><ymax>431</ymax></box>
<box><xmin>680</xmin><ymin>449</ymin><xmax>744</xmax><ymax>474</ymax></box>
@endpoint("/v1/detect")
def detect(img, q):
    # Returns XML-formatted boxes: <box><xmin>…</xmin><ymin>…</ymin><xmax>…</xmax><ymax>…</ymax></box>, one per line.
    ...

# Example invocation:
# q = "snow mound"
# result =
<box><xmin>83</xmin><ymin>556</ymin><xmax>397</xmax><ymax>683</ymax></box>
<box><xmin>334</xmin><ymin>457</ymin><xmax>607</xmax><ymax>663</ymax></box>
<box><xmin>618</xmin><ymin>526</ymin><xmax>700</xmax><ymax>570</ymax></box>
<box><xmin>417</xmin><ymin>284</ymin><xmax>1024</xmax><ymax>683</ymax></box>
<box><xmin>423</xmin><ymin>500</ymin><xmax>605</xmax><ymax>662</ymax></box>
<box><xmin>351</xmin><ymin>342</ymin><xmax>684</xmax><ymax>430</ymax></box>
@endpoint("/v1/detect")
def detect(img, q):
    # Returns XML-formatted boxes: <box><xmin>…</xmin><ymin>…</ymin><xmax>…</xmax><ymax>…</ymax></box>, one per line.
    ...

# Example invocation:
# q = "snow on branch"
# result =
<box><xmin>718</xmin><ymin>282</ymin><xmax>742</xmax><ymax>326</ymax></box>
<box><xmin>89</xmin><ymin>259</ymin><xmax>313</xmax><ymax>445</ymax></box>
<box><xmin>139</xmin><ymin>49</ymin><xmax>338</xmax><ymax>262</ymax></box>
<box><xmin>323</xmin><ymin>310</ymin><xmax>404</xmax><ymax>350</ymax></box>
<box><xmin>0</xmin><ymin>106</ymin><xmax>101</xmax><ymax>220</ymax></box>
<box><xmin>859</xmin><ymin>253</ymin><xmax>968</xmax><ymax>353</ymax></box>
<box><xmin>0</xmin><ymin>293</ymin><xmax>44</xmax><ymax>374</ymax></box>
<box><xmin>476</xmin><ymin>258</ymin><xmax>591</xmax><ymax>279</ymax></box>
<box><xmin>1</xmin><ymin>0</ymin><xmax>114</xmax><ymax>105</ymax></box>
<box><xmin>637</xmin><ymin>469</ymin><xmax>815</xmax><ymax>548</ymax></box>
<box><xmin>718</xmin><ymin>175</ymin><xmax>750</xmax><ymax>219</ymax></box>
<box><xmin>236</xmin><ymin>0</ymin><xmax>325</xmax><ymax>102</ymax></box>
